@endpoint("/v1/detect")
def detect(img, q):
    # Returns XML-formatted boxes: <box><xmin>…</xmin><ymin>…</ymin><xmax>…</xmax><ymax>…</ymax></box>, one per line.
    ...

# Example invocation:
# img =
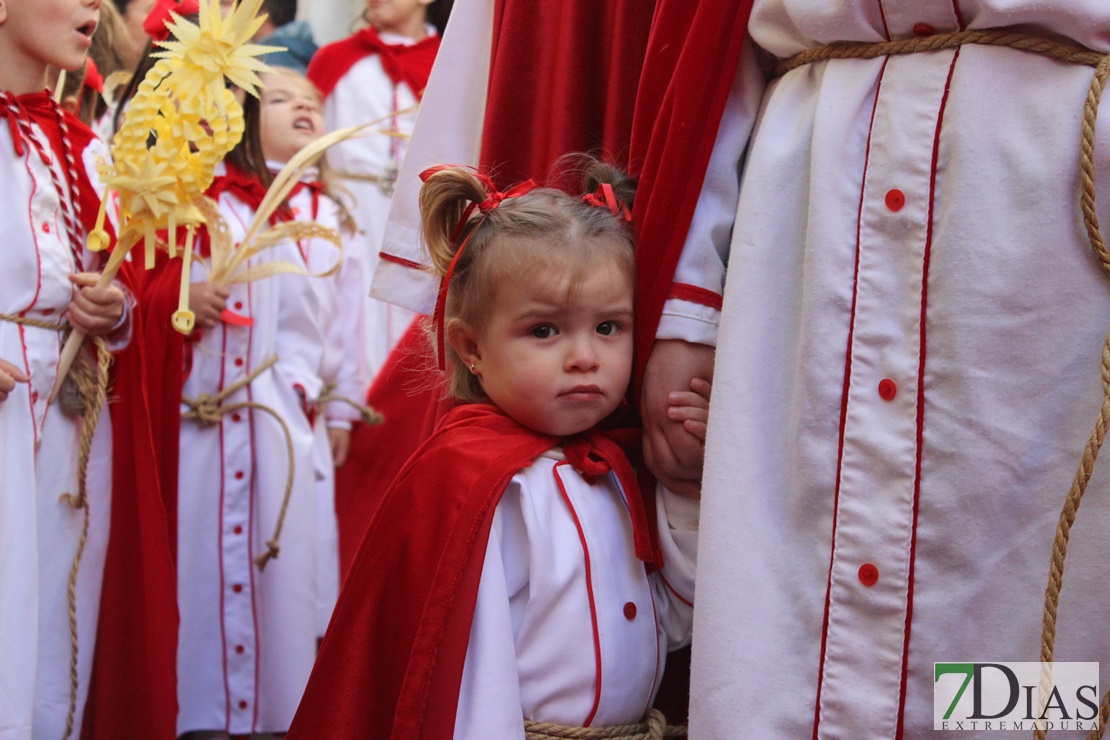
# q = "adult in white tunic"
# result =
<box><xmin>647</xmin><ymin>1</ymin><xmax>1110</xmax><ymax>737</ymax></box>
<box><xmin>176</xmin><ymin>180</ymin><xmax>324</xmax><ymax>735</ymax></box>
<box><xmin>0</xmin><ymin>100</ymin><xmax>123</xmax><ymax>740</ymax></box>
<box><xmin>454</xmin><ymin>453</ymin><xmax>699</xmax><ymax>739</ymax></box>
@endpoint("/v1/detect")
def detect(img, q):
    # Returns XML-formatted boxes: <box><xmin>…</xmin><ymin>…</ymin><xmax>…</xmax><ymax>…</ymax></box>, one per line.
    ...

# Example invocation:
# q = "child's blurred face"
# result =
<box><xmin>120</xmin><ymin>0</ymin><xmax>155</xmax><ymax>56</ymax></box>
<box><xmin>0</xmin><ymin>0</ymin><xmax>101</xmax><ymax>91</ymax></box>
<box><xmin>464</xmin><ymin>243</ymin><xmax>634</xmax><ymax>437</ymax></box>
<box><xmin>366</xmin><ymin>0</ymin><xmax>430</xmax><ymax>37</ymax></box>
<box><xmin>258</xmin><ymin>71</ymin><xmax>324</xmax><ymax>164</ymax></box>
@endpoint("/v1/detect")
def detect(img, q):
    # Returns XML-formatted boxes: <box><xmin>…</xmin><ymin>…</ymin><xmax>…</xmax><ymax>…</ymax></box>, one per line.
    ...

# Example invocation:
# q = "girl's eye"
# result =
<box><xmin>530</xmin><ymin>325</ymin><xmax>554</xmax><ymax>339</ymax></box>
<box><xmin>596</xmin><ymin>321</ymin><xmax>619</xmax><ymax>336</ymax></box>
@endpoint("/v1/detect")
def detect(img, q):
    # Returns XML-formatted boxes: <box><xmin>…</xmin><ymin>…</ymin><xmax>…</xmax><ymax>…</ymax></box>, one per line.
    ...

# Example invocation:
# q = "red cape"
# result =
<box><xmin>288</xmin><ymin>405</ymin><xmax>658</xmax><ymax>739</ymax></box>
<box><xmin>81</xmin><ymin>259</ymin><xmax>179</xmax><ymax>740</ymax></box>
<box><xmin>307</xmin><ymin>27</ymin><xmax>440</xmax><ymax>100</ymax></box>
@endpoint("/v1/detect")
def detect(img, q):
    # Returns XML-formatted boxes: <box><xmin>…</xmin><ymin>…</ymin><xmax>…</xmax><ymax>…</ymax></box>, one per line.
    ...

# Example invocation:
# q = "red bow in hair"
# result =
<box><xmin>420</xmin><ymin>165</ymin><xmax>537</xmax><ymax>371</ymax></box>
<box><xmin>143</xmin><ymin>0</ymin><xmax>201</xmax><ymax>43</ymax></box>
<box><xmin>83</xmin><ymin>58</ymin><xmax>104</xmax><ymax>95</ymax></box>
<box><xmin>582</xmin><ymin>182</ymin><xmax>632</xmax><ymax>222</ymax></box>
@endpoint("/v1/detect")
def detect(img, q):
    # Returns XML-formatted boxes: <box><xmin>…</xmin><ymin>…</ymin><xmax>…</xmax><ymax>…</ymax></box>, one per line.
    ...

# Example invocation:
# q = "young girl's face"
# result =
<box><xmin>0</xmin><ymin>0</ymin><xmax>100</xmax><ymax>94</ymax></box>
<box><xmin>258</xmin><ymin>71</ymin><xmax>324</xmax><ymax>164</ymax></box>
<box><xmin>460</xmin><ymin>243</ymin><xmax>635</xmax><ymax>437</ymax></box>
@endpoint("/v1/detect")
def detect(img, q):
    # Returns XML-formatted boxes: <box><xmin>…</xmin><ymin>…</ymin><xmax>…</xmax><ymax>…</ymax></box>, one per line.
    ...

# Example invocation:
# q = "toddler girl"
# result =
<box><xmin>288</xmin><ymin>160</ymin><xmax>705</xmax><ymax>739</ymax></box>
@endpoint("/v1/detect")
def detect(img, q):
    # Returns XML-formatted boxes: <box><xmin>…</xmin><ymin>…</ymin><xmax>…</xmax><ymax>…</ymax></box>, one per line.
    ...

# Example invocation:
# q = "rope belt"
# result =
<box><xmin>0</xmin><ymin>311</ymin><xmax>111</xmax><ymax>740</ymax></box>
<box><xmin>524</xmin><ymin>709</ymin><xmax>686</xmax><ymax>739</ymax></box>
<box><xmin>181</xmin><ymin>354</ymin><xmax>294</xmax><ymax>571</ymax></box>
<box><xmin>776</xmin><ymin>29</ymin><xmax>1110</xmax><ymax>740</ymax></box>
<box><xmin>317</xmin><ymin>381</ymin><xmax>384</xmax><ymax>427</ymax></box>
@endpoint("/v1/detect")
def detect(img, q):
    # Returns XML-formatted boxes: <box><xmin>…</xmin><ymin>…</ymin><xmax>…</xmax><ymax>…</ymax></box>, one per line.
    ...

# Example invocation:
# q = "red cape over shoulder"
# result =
<box><xmin>288</xmin><ymin>405</ymin><xmax>659</xmax><ymax>739</ymax></box>
<box><xmin>307</xmin><ymin>27</ymin><xmax>440</xmax><ymax>100</ymax></box>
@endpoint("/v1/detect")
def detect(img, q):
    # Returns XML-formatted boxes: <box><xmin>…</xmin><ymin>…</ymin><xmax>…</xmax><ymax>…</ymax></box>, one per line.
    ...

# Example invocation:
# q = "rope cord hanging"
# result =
<box><xmin>181</xmin><ymin>355</ymin><xmax>296</xmax><ymax>571</ymax></box>
<box><xmin>524</xmin><ymin>708</ymin><xmax>686</xmax><ymax>739</ymax></box>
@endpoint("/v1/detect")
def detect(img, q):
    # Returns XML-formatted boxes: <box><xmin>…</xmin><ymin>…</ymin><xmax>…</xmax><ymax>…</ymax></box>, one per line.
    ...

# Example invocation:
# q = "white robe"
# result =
<box><xmin>321</xmin><ymin>27</ymin><xmax>436</xmax><ymax>377</ymax></box>
<box><xmin>284</xmin><ymin>176</ymin><xmax>368</xmax><ymax>636</ymax></box>
<box><xmin>0</xmin><ymin>117</ymin><xmax>117</xmax><ymax>740</ymax></box>
<box><xmin>454</xmin><ymin>450</ymin><xmax>699</xmax><ymax>739</ymax></box>
<box><xmin>175</xmin><ymin>186</ymin><xmax>324</xmax><ymax>735</ymax></box>
<box><xmin>681</xmin><ymin>2</ymin><xmax>1110</xmax><ymax>737</ymax></box>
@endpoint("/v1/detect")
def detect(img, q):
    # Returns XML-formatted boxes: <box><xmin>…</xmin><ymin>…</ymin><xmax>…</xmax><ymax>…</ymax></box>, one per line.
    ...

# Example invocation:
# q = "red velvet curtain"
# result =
<box><xmin>480</xmin><ymin>1</ymin><xmax>654</xmax><ymax>189</ymax></box>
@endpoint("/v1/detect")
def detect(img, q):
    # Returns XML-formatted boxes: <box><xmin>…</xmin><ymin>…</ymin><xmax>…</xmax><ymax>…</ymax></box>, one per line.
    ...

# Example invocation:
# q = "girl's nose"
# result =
<box><xmin>565</xmin><ymin>337</ymin><xmax>600</xmax><ymax>372</ymax></box>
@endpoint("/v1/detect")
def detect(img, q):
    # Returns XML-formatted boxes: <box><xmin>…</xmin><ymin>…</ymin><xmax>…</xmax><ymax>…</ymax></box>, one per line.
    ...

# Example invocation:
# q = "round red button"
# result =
<box><xmin>232</xmin><ymin>583</ymin><xmax>243</xmax><ymax>593</ymax></box>
<box><xmin>878</xmin><ymin>378</ymin><xmax>897</xmax><ymax>401</ymax></box>
<box><xmin>234</xmin><ymin>471</ymin><xmax>245</xmax><ymax>480</ymax></box>
<box><xmin>231</xmin><ymin>413</ymin><xmax>242</xmax><ymax>422</ymax></box>
<box><xmin>912</xmin><ymin>22</ymin><xmax>935</xmax><ymax>37</ymax></box>
<box><xmin>623</xmin><ymin>602</ymin><xmax>637</xmax><ymax>620</ymax></box>
<box><xmin>235</xmin><ymin>644</ymin><xmax>245</xmax><ymax>654</ymax></box>
<box><xmin>42</xmin><ymin>222</ymin><xmax>51</xmax><ymax>234</ymax></box>
<box><xmin>859</xmin><ymin>563</ymin><xmax>880</xmax><ymax>587</ymax></box>
<box><xmin>233</xmin><ymin>525</ymin><xmax>243</xmax><ymax>535</ymax></box>
<box><xmin>234</xmin><ymin>301</ymin><xmax>243</xmax><ymax>310</ymax></box>
<box><xmin>238</xmin><ymin>700</ymin><xmax>248</xmax><ymax>710</ymax></box>
<box><xmin>234</xmin><ymin>357</ymin><xmax>244</xmax><ymax>367</ymax></box>
<box><xmin>885</xmin><ymin>189</ymin><xmax>906</xmax><ymax>212</ymax></box>
<box><xmin>42</xmin><ymin>308</ymin><xmax>54</xmax><ymax>316</ymax></box>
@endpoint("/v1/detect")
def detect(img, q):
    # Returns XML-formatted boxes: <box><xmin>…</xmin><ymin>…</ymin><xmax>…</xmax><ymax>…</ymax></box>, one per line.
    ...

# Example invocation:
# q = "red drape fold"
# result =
<box><xmin>628</xmin><ymin>0</ymin><xmax>755</xmax><ymax>392</ymax></box>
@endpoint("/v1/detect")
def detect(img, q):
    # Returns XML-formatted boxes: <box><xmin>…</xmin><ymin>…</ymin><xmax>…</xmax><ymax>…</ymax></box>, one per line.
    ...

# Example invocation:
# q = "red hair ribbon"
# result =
<box><xmin>83</xmin><ymin>58</ymin><xmax>104</xmax><ymax>95</ymax></box>
<box><xmin>420</xmin><ymin>166</ymin><xmax>537</xmax><ymax>371</ymax></box>
<box><xmin>582</xmin><ymin>183</ymin><xmax>631</xmax><ymax>222</ymax></box>
<box><xmin>143</xmin><ymin>0</ymin><xmax>201</xmax><ymax>43</ymax></box>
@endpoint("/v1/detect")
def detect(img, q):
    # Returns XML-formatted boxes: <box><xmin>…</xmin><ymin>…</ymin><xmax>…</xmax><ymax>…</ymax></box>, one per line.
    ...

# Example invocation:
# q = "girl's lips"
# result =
<box><xmin>561</xmin><ymin>386</ymin><xmax>604</xmax><ymax>400</ymax></box>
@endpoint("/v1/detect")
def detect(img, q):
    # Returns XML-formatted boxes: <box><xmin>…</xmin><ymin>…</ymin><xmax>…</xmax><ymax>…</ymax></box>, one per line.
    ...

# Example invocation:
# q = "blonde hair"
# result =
<box><xmin>421</xmin><ymin>156</ymin><xmax>636</xmax><ymax>402</ymax></box>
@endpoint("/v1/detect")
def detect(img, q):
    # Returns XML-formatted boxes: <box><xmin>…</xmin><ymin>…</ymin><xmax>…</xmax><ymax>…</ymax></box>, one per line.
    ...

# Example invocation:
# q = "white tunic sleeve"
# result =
<box><xmin>650</xmin><ymin>487</ymin><xmax>699</xmax><ymax>650</ymax></box>
<box><xmin>656</xmin><ymin>41</ymin><xmax>767</xmax><ymax>347</ymax></box>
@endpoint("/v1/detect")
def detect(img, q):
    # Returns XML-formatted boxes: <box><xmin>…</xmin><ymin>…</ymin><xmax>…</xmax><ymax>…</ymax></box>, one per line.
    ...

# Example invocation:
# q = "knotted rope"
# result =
<box><xmin>524</xmin><ymin>709</ymin><xmax>686</xmax><ymax>739</ymax></box>
<box><xmin>181</xmin><ymin>354</ymin><xmax>296</xmax><ymax>571</ymax></box>
<box><xmin>777</xmin><ymin>29</ymin><xmax>1110</xmax><ymax>739</ymax></box>
<box><xmin>0</xmin><ymin>312</ymin><xmax>111</xmax><ymax>740</ymax></box>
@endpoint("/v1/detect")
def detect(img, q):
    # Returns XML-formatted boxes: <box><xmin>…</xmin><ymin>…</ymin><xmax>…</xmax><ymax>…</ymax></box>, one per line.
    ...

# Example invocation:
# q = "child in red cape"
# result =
<box><xmin>287</xmin><ymin>159</ymin><xmax>707</xmax><ymax>739</ymax></box>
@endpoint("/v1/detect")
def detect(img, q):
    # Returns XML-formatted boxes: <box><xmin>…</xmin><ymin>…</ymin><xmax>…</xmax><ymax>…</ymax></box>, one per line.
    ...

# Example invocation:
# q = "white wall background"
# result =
<box><xmin>298</xmin><ymin>0</ymin><xmax>365</xmax><ymax>45</ymax></box>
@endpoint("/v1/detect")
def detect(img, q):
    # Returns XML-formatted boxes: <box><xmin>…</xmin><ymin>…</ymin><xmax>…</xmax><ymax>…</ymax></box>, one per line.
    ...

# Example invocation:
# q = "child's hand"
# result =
<box><xmin>67</xmin><ymin>273</ymin><xmax>125</xmax><ymax>336</ymax></box>
<box><xmin>641</xmin><ymin>339</ymin><xmax>715</xmax><ymax>498</ymax></box>
<box><xmin>668</xmin><ymin>377</ymin><xmax>712</xmax><ymax>443</ymax></box>
<box><xmin>189</xmin><ymin>282</ymin><xmax>231</xmax><ymax>331</ymax></box>
<box><xmin>0</xmin><ymin>358</ymin><xmax>30</xmax><ymax>403</ymax></box>
<box><xmin>328</xmin><ymin>427</ymin><xmax>351</xmax><ymax>468</ymax></box>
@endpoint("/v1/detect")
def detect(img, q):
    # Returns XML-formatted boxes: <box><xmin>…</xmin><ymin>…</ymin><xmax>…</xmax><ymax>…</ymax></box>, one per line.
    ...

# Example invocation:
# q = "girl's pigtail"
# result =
<box><xmin>582</xmin><ymin>159</ymin><xmax>636</xmax><ymax>212</ymax></box>
<box><xmin>419</xmin><ymin>166</ymin><xmax>488</xmax><ymax>276</ymax></box>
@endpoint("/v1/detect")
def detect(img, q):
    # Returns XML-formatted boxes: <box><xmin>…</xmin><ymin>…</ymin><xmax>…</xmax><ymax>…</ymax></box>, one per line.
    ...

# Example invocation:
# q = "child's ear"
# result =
<box><xmin>446</xmin><ymin>319</ymin><xmax>481</xmax><ymax>370</ymax></box>
<box><xmin>0</xmin><ymin>1</ymin><xmax>7</xmax><ymax>24</ymax></box>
